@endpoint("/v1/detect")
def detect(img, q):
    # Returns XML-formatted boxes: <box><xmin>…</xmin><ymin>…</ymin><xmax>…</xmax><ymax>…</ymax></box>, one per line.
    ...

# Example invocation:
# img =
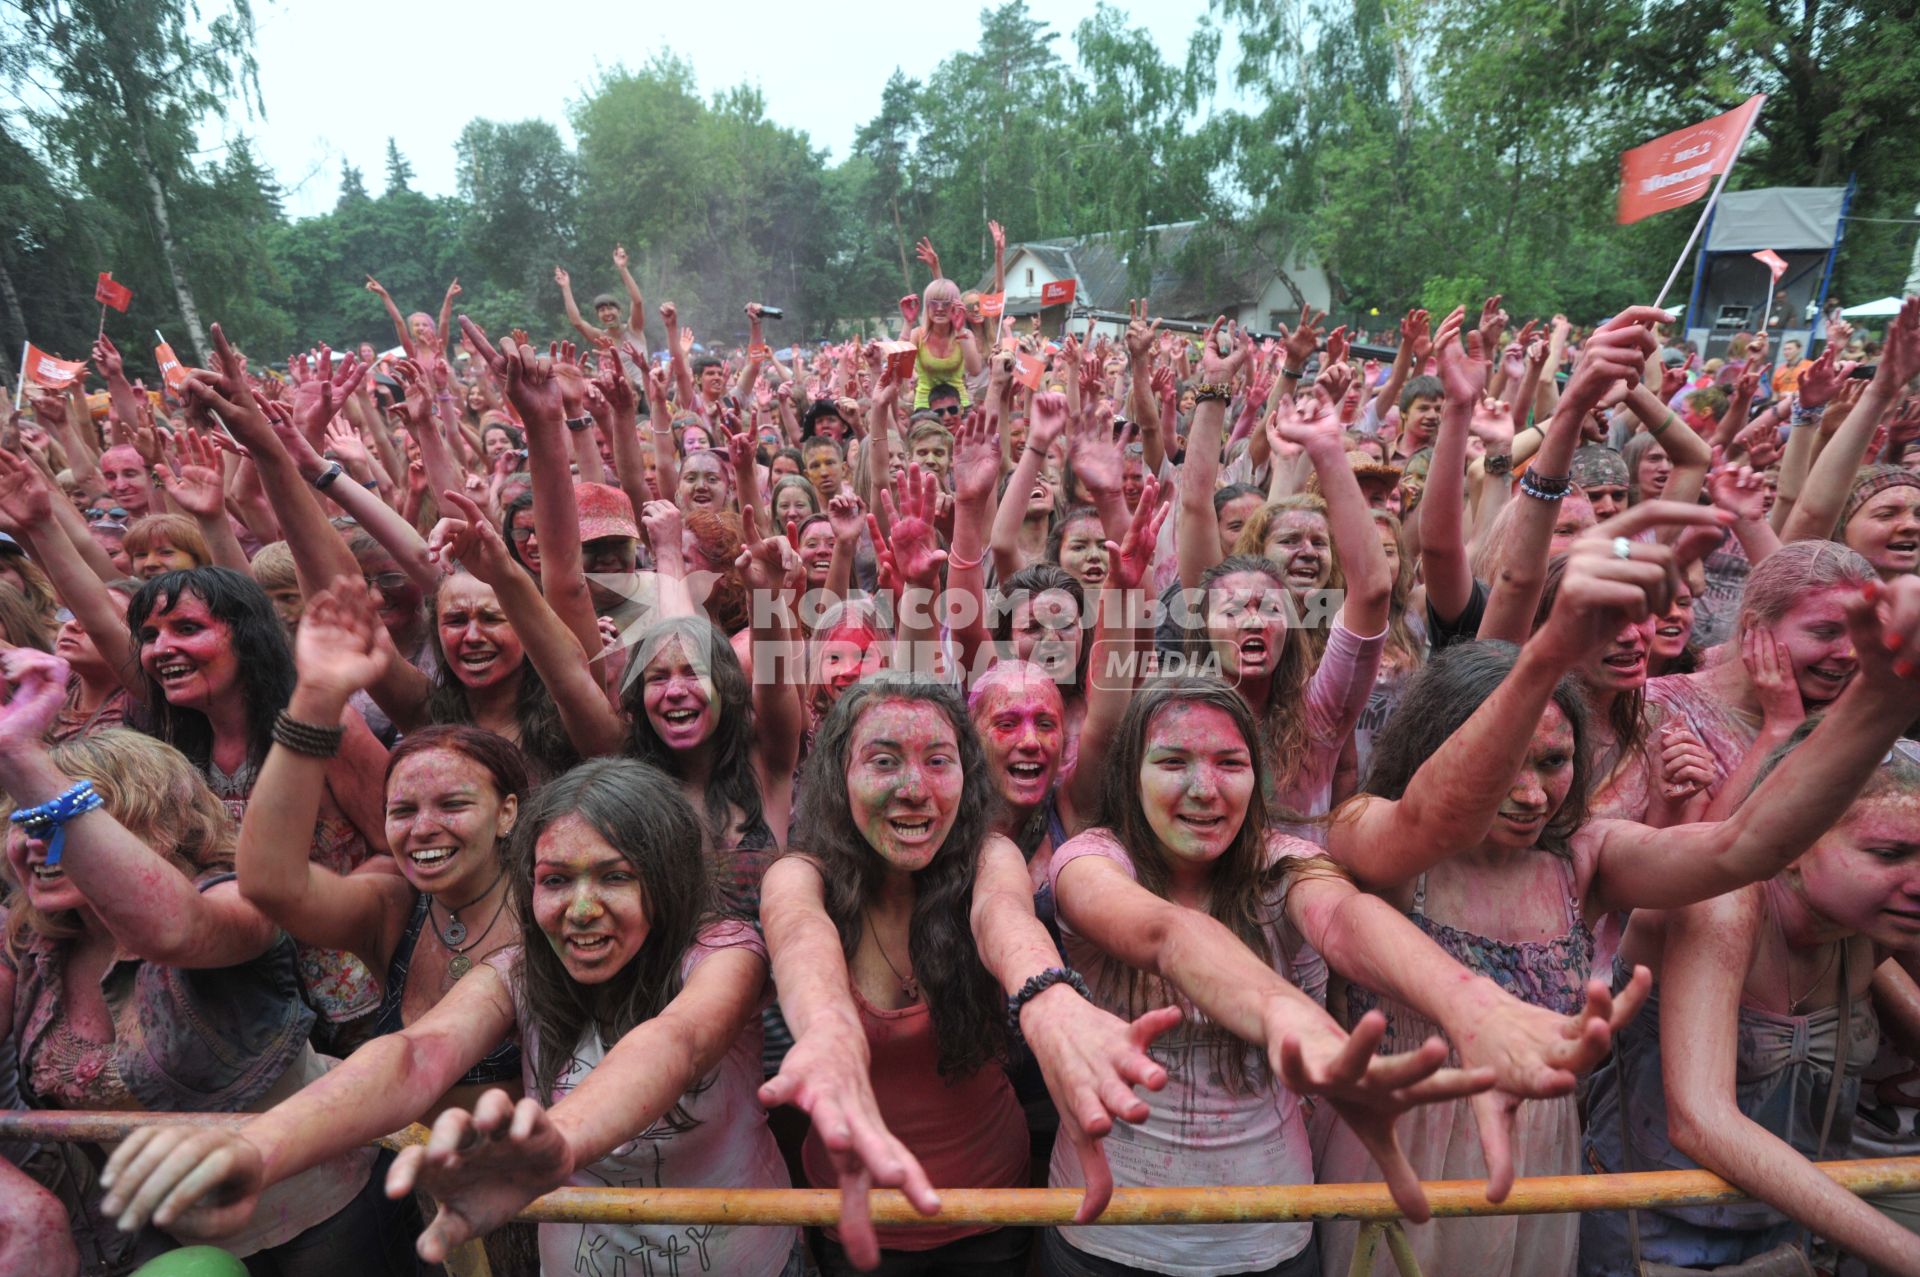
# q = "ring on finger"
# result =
<box><xmin>1612</xmin><ymin>536</ymin><xmax>1633</xmax><ymax>561</ymax></box>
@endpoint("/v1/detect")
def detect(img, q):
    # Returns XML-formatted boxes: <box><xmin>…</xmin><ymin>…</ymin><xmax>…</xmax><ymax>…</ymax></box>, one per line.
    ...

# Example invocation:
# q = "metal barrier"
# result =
<box><xmin>11</xmin><ymin>1112</ymin><xmax>1920</xmax><ymax>1277</ymax></box>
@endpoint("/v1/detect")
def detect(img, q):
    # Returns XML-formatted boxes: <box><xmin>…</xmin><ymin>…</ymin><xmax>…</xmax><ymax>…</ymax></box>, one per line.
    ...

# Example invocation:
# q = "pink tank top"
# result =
<box><xmin>801</xmin><ymin>987</ymin><xmax>1028</xmax><ymax>1251</ymax></box>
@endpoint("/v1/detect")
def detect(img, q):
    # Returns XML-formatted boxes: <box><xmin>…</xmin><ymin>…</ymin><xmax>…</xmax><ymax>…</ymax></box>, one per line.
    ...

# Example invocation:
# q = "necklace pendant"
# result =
<box><xmin>444</xmin><ymin>919</ymin><xmax>469</xmax><ymax>946</ymax></box>
<box><xmin>902</xmin><ymin>976</ymin><xmax>920</xmax><ymax>1003</ymax></box>
<box><xmin>448</xmin><ymin>954</ymin><xmax>473</xmax><ymax>980</ymax></box>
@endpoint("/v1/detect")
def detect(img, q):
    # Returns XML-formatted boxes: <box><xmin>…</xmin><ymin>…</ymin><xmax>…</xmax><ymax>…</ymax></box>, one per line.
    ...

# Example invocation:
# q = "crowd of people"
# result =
<box><xmin>2</xmin><ymin>233</ymin><xmax>1920</xmax><ymax>1277</ymax></box>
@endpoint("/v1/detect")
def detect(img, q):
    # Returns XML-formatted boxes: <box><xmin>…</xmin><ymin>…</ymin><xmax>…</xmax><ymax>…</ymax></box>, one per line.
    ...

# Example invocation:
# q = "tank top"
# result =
<box><xmin>368</xmin><ymin>892</ymin><xmax>521</xmax><ymax>1085</ymax></box>
<box><xmin>913</xmin><ymin>337</ymin><xmax>971</xmax><ymax>409</ymax></box>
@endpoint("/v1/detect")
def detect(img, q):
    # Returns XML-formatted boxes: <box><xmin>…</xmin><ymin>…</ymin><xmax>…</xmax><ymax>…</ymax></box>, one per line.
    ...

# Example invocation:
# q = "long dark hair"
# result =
<box><xmin>128</xmin><ymin>566</ymin><xmax>295</xmax><ymax>771</ymax></box>
<box><xmin>423</xmin><ymin>576</ymin><xmax>578</xmax><ymax>781</ymax></box>
<box><xmin>621</xmin><ymin>616</ymin><xmax>766</xmax><ymax>854</ymax></box>
<box><xmin>795</xmin><ymin>674</ymin><xmax>1005</xmax><ymax>1078</ymax></box>
<box><xmin>509</xmin><ymin>758</ymin><xmax>715</xmax><ymax>1114</ymax></box>
<box><xmin>1094</xmin><ymin>677</ymin><xmax>1302</xmax><ymax>1093</ymax></box>
<box><xmin>1358</xmin><ymin>641</ymin><xmax>1592</xmax><ymax>855</ymax></box>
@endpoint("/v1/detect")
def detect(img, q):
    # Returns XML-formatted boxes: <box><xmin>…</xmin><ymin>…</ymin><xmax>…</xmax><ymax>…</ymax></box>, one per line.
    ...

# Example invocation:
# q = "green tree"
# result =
<box><xmin>383</xmin><ymin>138</ymin><xmax>414</xmax><ymax>195</ymax></box>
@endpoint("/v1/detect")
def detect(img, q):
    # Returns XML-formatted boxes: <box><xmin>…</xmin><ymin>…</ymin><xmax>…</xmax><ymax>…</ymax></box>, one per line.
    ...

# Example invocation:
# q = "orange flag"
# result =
<box><xmin>1039</xmin><ymin>278</ymin><xmax>1077</xmax><ymax>308</ymax></box>
<box><xmin>153</xmin><ymin>339</ymin><xmax>189</xmax><ymax>391</ymax></box>
<box><xmin>22</xmin><ymin>342</ymin><xmax>88</xmax><ymax>390</ymax></box>
<box><xmin>1752</xmin><ymin>249</ymin><xmax>1788</xmax><ymax>280</ymax></box>
<box><xmin>1617</xmin><ymin>95</ymin><xmax>1764</xmax><ymax>225</ymax></box>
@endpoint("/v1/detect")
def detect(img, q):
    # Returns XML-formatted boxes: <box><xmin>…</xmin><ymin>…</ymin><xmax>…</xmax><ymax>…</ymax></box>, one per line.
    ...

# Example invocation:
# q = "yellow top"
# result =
<box><xmin>913</xmin><ymin>333</ymin><xmax>971</xmax><ymax>409</ymax></box>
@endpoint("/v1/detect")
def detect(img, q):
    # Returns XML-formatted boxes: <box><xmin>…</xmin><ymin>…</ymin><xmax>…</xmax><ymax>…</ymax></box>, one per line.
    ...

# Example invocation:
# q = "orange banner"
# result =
<box><xmin>154</xmin><ymin>341</ymin><xmax>189</xmax><ymax>391</ymax></box>
<box><xmin>977</xmin><ymin>292</ymin><xmax>1005</xmax><ymax>318</ymax></box>
<box><xmin>1013</xmin><ymin>350</ymin><xmax>1045</xmax><ymax>390</ymax></box>
<box><xmin>23</xmin><ymin>342</ymin><xmax>88</xmax><ymax>390</ymax></box>
<box><xmin>1039</xmin><ymin>279</ymin><xmax>1077</xmax><ymax>308</ymax></box>
<box><xmin>1617</xmin><ymin>94</ymin><xmax>1764</xmax><ymax>225</ymax></box>
<box><xmin>1752</xmin><ymin>249</ymin><xmax>1788</xmax><ymax>280</ymax></box>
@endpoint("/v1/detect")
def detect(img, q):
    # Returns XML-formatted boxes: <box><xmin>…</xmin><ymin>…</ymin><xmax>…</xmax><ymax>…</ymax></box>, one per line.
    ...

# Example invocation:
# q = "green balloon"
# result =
<box><xmin>130</xmin><ymin>1246</ymin><xmax>250</xmax><ymax>1277</ymax></box>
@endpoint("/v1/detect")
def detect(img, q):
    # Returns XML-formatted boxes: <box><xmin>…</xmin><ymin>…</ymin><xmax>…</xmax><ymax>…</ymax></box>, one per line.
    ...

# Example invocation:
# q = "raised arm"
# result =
<box><xmin>1623</xmin><ymin>382</ymin><xmax>1711</xmax><ymax>510</ymax></box>
<box><xmin>1177</xmin><ymin>319</ymin><xmax>1252</xmax><ymax>589</ymax></box>
<box><xmin>0</xmin><ymin>649</ymin><xmax>276</xmax><ymax>969</ymax></box>
<box><xmin>734</xmin><ymin>507</ymin><xmax>804</xmax><ymax>826</ymax></box>
<box><xmin>1279</xmin><ymin>389</ymin><xmax>1391</xmax><ymax>636</ymax></box>
<box><xmin>365</xmin><ymin>276</ymin><xmax>417</xmax><ymax>359</ymax></box>
<box><xmin>237</xmin><ymin>582</ymin><xmax>412</xmax><ymax>958</ymax></box>
<box><xmin>990</xmin><ymin>389</ymin><xmax>1066</xmax><ymax>582</ymax></box>
<box><xmin>1783</xmin><ymin>298</ymin><xmax>1919</xmax><ymax>543</ymax></box>
<box><xmin>758</xmin><ymin>855</ymin><xmax>940</xmax><ymax>1268</ymax></box>
<box><xmin>1420</xmin><ymin>308</ymin><xmax>1488</xmax><ymax>626</ymax></box>
<box><xmin>613</xmin><ymin>244</ymin><xmax>647</xmax><ymax>342</ymax></box>
<box><xmin>660</xmin><ymin>302</ymin><xmax>698</xmax><ymax>413</ymax></box>
<box><xmin>553</xmin><ymin>266</ymin><xmax>606</xmax><ymax>347</ymax></box>
<box><xmin>429</xmin><ymin>490</ymin><xmax>626</xmax><ymax>758</ymax></box>
<box><xmin>593</xmin><ymin>350</ymin><xmax>657</xmax><ymax>520</ymax></box>
<box><xmin>1330</xmin><ymin>502</ymin><xmax>1728</xmax><ymax>890</ymax></box>
<box><xmin>945</xmin><ymin>410</ymin><xmax>998</xmax><ymax>675</ymax></box>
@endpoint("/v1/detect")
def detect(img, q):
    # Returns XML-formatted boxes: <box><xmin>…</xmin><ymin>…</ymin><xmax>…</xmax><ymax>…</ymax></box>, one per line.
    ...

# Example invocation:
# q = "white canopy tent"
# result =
<box><xmin>1840</xmin><ymin>296</ymin><xmax>1909</xmax><ymax>319</ymax></box>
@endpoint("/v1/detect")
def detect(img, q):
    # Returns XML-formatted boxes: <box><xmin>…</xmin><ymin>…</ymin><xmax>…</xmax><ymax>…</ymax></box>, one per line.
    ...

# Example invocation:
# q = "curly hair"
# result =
<box><xmin>7</xmin><ymin>729</ymin><xmax>234</xmax><ymax>951</ymax></box>
<box><xmin>508</xmin><ymin>758</ymin><xmax>717</xmax><ymax>1117</ymax></box>
<box><xmin>128</xmin><ymin>566</ymin><xmax>295</xmax><ymax>772</ymax></box>
<box><xmin>682</xmin><ymin>510</ymin><xmax>748</xmax><ymax>634</ymax></box>
<box><xmin>793</xmin><ymin>674</ymin><xmax>1006</xmax><ymax>1078</ymax></box>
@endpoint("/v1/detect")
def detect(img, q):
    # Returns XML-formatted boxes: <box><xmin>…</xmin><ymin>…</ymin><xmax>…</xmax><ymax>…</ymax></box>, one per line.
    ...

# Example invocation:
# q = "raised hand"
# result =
<box><xmin>1274</xmin><ymin>1011</ymin><xmax>1492</xmax><ymax>1222</ymax></box>
<box><xmin>913</xmin><ymin>236</ymin><xmax>941</xmax><ymax>279</ymax></box>
<box><xmin>1477</xmin><ymin>294</ymin><xmax>1509</xmax><ymax>354</ymax></box>
<box><xmin>826</xmin><ymin>492</ymin><xmax>865</xmax><ymax>545</ymax></box>
<box><xmin>1198</xmin><ymin>317</ymin><xmax>1252</xmax><ymax>385</ymax></box>
<box><xmin>1280</xmin><ymin>303</ymin><xmax>1326</xmax><ymax>370</ymax></box>
<box><xmin>736</xmin><ymin>505</ymin><xmax>801</xmax><ymax>594</ymax></box>
<box><xmin>158</xmin><ymin>427</ymin><xmax>228</xmax><ymax>518</ymax></box>
<box><xmin>1400</xmin><ymin>308</ymin><xmax>1433</xmax><ymax>363</ymax></box>
<box><xmin>1064</xmin><ymin>405</ymin><xmax>1123</xmax><ymax>496</ymax></box>
<box><xmin>873</xmin><ymin>465</ymin><xmax>947</xmax><ymax>589</ymax></box>
<box><xmin>1533</xmin><ymin>502</ymin><xmax>1731</xmax><ymax>667</ymax></box>
<box><xmin>553</xmin><ymin>265</ymin><xmax>571</xmax><ymax>290</ymax></box>
<box><xmin>323</xmin><ymin>417</ymin><xmax>371</xmax><ymax>471</ymax></box>
<box><xmin>1707</xmin><ymin>464</ymin><xmax>1769</xmax><ymax>524</ymax></box>
<box><xmin>1273</xmin><ymin>387</ymin><xmax>1342</xmax><ymax>451</ymax></box>
<box><xmin>365</xmin><ymin>275</ymin><xmax>390</xmax><ymax>297</ymax></box>
<box><xmin>384</xmin><ymin>1090</ymin><xmax>574</xmax><ymax>1265</ymax></box>
<box><xmin>1433</xmin><ymin>306</ymin><xmax>1489</xmax><ymax>403</ymax></box>
<box><xmin>1848</xmin><ymin>574</ymin><xmax>1920</xmax><ymax>691</ymax></box>
<box><xmin>1875</xmin><ymin>296</ymin><xmax>1920</xmax><ymax>389</ymax></box>
<box><xmin>427</xmin><ymin>489</ymin><xmax>517</xmax><ymax>581</ymax></box>
<box><xmin>291</xmin><ymin>344</ymin><xmax>370</xmax><ymax>442</ymax></box>
<box><xmin>92</xmin><ymin>333</ymin><xmax>126</xmax><ymax>380</ymax></box>
<box><xmin>1026</xmin><ymin>391</ymin><xmax>1071</xmax><ymax>457</ymax></box>
<box><xmin>0</xmin><ymin>448</ymin><xmax>54</xmax><ymax>534</ymax></box>
<box><xmin>294</xmin><ymin>577</ymin><xmax>392</xmax><ymax>702</ymax></box>
<box><xmin>1469</xmin><ymin>396</ymin><xmax>1515</xmax><ymax>452</ymax></box>
<box><xmin>1109</xmin><ymin>475</ymin><xmax>1170</xmax><ymax>591</ymax></box>
<box><xmin>1124</xmin><ymin>298</ymin><xmax>1160</xmax><ymax>359</ymax></box>
<box><xmin>0</xmin><ymin>647</ymin><xmax>69</xmax><ymax>749</ymax></box>
<box><xmin>1795</xmin><ymin>346</ymin><xmax>1851</xmax><ymax>410</ymax></box>
<box><xmin>950</xmin><ymin>409</ymin><xmax>1000</xmax><ymax>504</ymax></box>
<box><xmin>1315</xmin><ymin>358</ymin><xmax>1353</xmax><ymax>407</ymax></box>
<box><xmin>1561</xmin><ymin>308</ymin><xmax>1669</xmax><ymax>419</ymax></box>
<box><xmin>988</xmin><ymin>220</ymin><xmax>1005</xmax><ymax>253</ymax></box>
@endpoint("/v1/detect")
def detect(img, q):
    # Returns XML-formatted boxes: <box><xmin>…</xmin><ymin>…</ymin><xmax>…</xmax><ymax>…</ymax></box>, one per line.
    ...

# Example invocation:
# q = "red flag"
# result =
<box><xmin>1039</xmin><ymin>278</ymin><xmax>1077</xmax><ymax>308</ymax></box>
<box><xmin>154</xmin><ymin>340</ymin><xmax>188</xmax><ymax>391</ymax></box>
<box><xmin>1616</xmin><ymin>95</ymin><xmax>1765</xmax><ymax>225</ymax></box>
<box><xmin>1752</xmin><ymin>249</ymin><xmax>1788</xmax><ymax>280</ymax></box>
<box><xmin>1013</xmin><ymin>350</ymin><xmax>1045</xmax><ymax>390</ymax></box>
<box><xmin>22</xmin><ymin>343</ymin><xmax>88</xmax><ymax>390</ymax></box>
<box><xmin>977</xmin><ymin>292</ymin><xmax>1005</xmax><ymax>318</ymax></box>
<box><xmin>94</xmin><ymin>272</ymin><xmax>132</xmax><ymax>312</ymax></box>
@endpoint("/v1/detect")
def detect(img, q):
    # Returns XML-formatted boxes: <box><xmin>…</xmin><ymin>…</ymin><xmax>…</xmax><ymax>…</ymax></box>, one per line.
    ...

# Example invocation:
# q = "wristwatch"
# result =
<box><xmin>1483</xmin><ymin>452</ymin><xmax>1513</xmax><ymax>477</ymax></box>
<box><xmin>312</xmin><ymin>462</ymin><xmax>344</xmax><ymax>491</ymax></box>
<box><xmin>565</xmin><ymin>415</ymin><xmax>594</xmax><ymax>433</ymax></box>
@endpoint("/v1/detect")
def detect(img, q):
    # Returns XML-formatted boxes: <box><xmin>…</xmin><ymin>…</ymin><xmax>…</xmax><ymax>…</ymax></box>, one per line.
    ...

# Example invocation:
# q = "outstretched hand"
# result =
<box><xmin>385</xmin><ymin>1089</ymin><xmax>574</xmax><ymax>1265</ymax></box>
<box><xmin>294</xmin><ymin>577</ymin><xmax>392</xmax><ymax>703</ymax></box>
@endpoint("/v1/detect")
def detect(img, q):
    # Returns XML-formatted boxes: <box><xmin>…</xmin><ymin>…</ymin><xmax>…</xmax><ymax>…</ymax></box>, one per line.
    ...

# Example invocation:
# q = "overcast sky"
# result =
<box><xmin>230</xmin><ymin>1</ymin><xmax>1226</xmax><ymax>220</ymax></box>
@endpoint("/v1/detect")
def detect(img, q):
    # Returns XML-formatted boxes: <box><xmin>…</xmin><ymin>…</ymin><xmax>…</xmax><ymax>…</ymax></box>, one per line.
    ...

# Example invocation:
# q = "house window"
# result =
<box><xmin>1025</xmin><ymin>268</ymin><xmax>1034</xmax><ymax>287</ymax></box>
<box><xmin>1270</xmin><ymin>311</ymin><xmax>1286</xmax><ymax>330</ymax></box>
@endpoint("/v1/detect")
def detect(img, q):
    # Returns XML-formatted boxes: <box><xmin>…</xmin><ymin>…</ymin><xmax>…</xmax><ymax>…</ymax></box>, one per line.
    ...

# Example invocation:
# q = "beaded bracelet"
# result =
<box><xmin>1519</xmin><ymin>470</ymin><xmax>1571</xmax><ymax>502</ymax></box>
<box><xmin>10</xmin><ymin>780</ymin><xmax>105</xmax><ymax>867</ymax></box>
<box><xmin>1791</xmin><ymin>402</ymin><xmax>1826</xmax><ymax>428</ymax></box>
<box><xmin>1006</xmin><ymin>966</ymin><xmax>1092</xmax><ymax>1042</ymax></box>
<box><xmin>273</xmin><ymin>710</ymin><xmax>345</xmax><ymax>759</ymax></box>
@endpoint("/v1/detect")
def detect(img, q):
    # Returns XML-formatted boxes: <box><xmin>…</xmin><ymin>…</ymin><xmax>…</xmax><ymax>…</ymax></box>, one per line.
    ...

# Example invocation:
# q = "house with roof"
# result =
<box><xmin>980</xmin><ymin>220</ymin><xmax>1332</xmax><ymax>340</ymax></box>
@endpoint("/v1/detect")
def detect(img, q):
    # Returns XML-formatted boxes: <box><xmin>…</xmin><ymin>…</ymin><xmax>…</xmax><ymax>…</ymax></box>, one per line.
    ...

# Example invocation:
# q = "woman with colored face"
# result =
<box><xmin>1316</xmin><ymin>516</ymin><xmax>1920</xmax><ymax>1277</ymax></box>
<box><xmin>760</xmin><ymin>677</ymin><xmax>1174</xmax><ymax>1274</ymax></box>
<box><xmin>1649</xmin><ymin>541</ymin><xmax>1879</xmax><ymax>820</ymax></box>
<box><xmin>0</xmin><ymin>651</ymin><xmax>418</xmax><ymax>1276</ymax></box>
<box><xmin>623</xmin><ymin>614</ymin><xmax>803</xmax><ymax>918</ymax></box>
<box><xmin>129</xmin><ymin>567</ymin><xmax>392</xmax><ymax>1052</ymax></box>
<box><xmin>1046</xmin><ymin>679</ymin><xmax>1630</xmax><ymax>1277</ymax></box>
<box><xmin>103</xmin><ymin>758</ymin><xmax>805</xmax><ymax>1276</ymax></box>
<box><xmin>232</xmin><ymin>583</ymin><xmax>531</xmax><ymax>1118</ymax></box>
<box><xmin>908</xmin><ymin>277</ymin><xmax>981</xmax><ymax>412</ymax></box>
<box><xmin>1580</xmin><ymin>714</ymin><xmax>1920</xmax><ymax>1271</ymax></box>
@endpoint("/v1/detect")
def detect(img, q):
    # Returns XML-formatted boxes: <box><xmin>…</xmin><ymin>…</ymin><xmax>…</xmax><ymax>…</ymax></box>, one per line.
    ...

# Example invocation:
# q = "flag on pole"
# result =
<box><xmin>94</xmin><ymin>272</ymin><xmax>133</xmax><ymax>312</ymax></box>
<box><xmin>1039</xmin><ymin>278</ymin><xmax>1077</xmax><ymax>308</ymax></box>
<box><xmin>1013</xmin><ymin>350</ymin><xmax>1045</xmax><ymax>390</ymax></box>
<box><xmin>1752</xmin><ymin>249</ymin><xmax>1789</xmax><ymax>280</ymax></box>
<box><xmin>21</xmin><ymin>342</ymin><xmax>89</xmax><ymax>390</ymax></box>
<box><xmin>1617</xmin><ymin>95</ymin><xmax>1766</xmax><ymax>225</ymax></box>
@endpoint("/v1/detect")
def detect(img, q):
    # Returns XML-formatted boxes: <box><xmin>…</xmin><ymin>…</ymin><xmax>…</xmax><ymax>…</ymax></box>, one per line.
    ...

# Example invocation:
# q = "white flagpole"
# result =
<box><xmin>1652</xmin><ymin>104</ymin><xmax>1764</xmax><ymax>313</ymax></box>
<box><xmin>13</xmin><ymin>341</ymin><xmax>27</xmax><ymax>410</ymax></box>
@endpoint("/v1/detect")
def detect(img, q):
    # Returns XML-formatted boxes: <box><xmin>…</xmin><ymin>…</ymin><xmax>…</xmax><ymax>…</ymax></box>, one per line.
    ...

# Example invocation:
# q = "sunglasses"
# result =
<box><xmin>929</xmin><ymin>404</ymin><xmax>963</xmax><ymax>418</ymax></box>
<box><xmin>86</xmin><ymin>506</ymin><xmax>130</xmax><ymax>522</ymax></box>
